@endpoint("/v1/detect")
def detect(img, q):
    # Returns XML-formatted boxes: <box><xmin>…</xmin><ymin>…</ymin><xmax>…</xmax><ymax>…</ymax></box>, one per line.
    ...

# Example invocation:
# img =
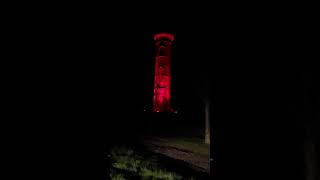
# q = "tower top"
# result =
<box><xmin>154</xmin><ymin>33</ymin><xmax>174</xmax><ymax>41</ymax></box>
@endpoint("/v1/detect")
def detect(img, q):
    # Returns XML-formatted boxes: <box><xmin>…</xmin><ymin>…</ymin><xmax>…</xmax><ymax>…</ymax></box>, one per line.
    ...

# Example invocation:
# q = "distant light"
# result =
<box><xmin>156</xmin><ymin>110</ymin><xmax>159</xmax><ymax>112</ymax></box>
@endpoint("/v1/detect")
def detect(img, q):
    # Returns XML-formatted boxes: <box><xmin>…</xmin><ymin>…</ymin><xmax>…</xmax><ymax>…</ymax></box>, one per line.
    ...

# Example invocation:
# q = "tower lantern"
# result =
<box><xmin>153</xmin><ymin>33</ymin><xmax>174</xmax><ymax>112</ymax></box>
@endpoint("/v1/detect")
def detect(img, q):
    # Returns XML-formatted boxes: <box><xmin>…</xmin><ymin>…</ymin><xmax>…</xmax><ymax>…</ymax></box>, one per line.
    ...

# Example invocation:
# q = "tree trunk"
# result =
<box><xmin>205</xmin><ymin>100</ymin><xmax>210</xmax><ymax>144</ymax></box>
<box><xmin>305</xmin><ymin>135</ymin><xmax>317</xmax><ymax>180</ymax></box>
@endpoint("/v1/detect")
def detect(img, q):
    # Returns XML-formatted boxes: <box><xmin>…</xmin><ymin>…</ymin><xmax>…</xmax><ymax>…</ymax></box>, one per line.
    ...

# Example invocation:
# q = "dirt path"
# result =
<box><xmin>142</xmin><ymin>137</ymin><xmax>210</xmax><ymax>173</ymax></box>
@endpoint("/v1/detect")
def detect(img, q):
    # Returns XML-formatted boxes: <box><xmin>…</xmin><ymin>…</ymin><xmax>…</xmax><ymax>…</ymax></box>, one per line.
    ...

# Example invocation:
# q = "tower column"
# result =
<box><xmin>153</xmin><ymin>33</ymin><xmax>174</xmax><ymax>112</ymax></box>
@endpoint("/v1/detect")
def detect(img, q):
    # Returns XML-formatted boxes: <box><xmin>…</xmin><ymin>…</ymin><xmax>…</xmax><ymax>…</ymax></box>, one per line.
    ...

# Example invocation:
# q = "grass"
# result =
<box><xmin>110</xmin><ymin>146</ymin><xmax>197</xmax><ymax>180</ymax></box>
<box><xmin>159</xmin><ymin>137</ymin><xmax>210</xmax><ymax>157</ymax></box>
<box><xmin>110</xmin><ymin>173</ymin><xmax>126</xmax><ymax>180</ymax></box>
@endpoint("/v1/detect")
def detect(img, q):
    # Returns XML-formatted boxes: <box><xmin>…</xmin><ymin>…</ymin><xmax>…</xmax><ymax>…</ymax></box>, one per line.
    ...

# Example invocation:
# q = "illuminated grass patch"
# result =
<box><xmin>110</xmin><ymin>146</ymin><xmax>197</xmax><ymax>180</ymax></box>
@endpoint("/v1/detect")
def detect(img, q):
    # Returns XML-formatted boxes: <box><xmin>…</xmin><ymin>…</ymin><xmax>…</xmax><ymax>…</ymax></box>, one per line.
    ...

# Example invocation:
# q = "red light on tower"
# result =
<box><xmin>153</xmin><ymin>33</ymin><xmax>174</xmax><ymax>112</ymax></box>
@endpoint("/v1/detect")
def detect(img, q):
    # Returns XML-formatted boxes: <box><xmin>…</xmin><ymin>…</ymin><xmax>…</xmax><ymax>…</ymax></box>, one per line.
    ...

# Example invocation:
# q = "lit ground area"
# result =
<box><xmin>142</xmin><ymin>136</ymin><xmax>210</xmax><ymax>173</ymax></box>
<box><xmin>110</xmin><ymin>137</ymin><xmax>210</xmax><ymax>180</ymax></box>
<box><xmin>110</xmin><ymin>146</ymin><xmax>191</xmax><ymax>180</ymax></box>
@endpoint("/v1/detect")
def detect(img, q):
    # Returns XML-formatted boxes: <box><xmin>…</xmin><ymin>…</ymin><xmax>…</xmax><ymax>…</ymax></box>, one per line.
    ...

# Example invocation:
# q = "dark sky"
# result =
<box><xmin>20</xmin><ymin>10</ymin><xmax>316</xmax><ymax>124</ymax></box>
<box><xmin>22</xmin><ymin>11</ymin><xmax>315</xmax><ymax>131</ymax></box>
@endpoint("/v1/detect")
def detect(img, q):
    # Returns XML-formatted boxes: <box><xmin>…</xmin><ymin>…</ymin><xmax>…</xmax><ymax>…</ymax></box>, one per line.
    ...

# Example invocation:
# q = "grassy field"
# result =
<box><xmin>110</xmin><ymin>146</ymin><xmax>197</xmax><ymax>180</ymax></box>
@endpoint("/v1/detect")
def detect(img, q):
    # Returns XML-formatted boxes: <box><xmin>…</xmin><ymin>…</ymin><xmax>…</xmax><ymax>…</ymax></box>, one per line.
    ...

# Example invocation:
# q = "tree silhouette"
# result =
<box><xmin>193</xmin><ymin>65</ymin><xmax>211</xmax><ymax>144</ymax></box>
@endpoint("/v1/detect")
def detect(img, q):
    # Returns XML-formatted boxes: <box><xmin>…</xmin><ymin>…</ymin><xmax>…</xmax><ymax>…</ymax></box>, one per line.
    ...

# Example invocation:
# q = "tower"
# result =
<box><xmin>153</xmin><ymin>33</ymin><xmax>174</xmax><ymax>112</ymax></box>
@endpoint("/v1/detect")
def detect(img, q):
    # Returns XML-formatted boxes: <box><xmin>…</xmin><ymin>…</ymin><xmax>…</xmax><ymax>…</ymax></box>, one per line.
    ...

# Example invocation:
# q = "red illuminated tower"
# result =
<box><xmin>153</xmin><ymin>33</ymin><xmax>174</xmax><ymax>112</ymax></box>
